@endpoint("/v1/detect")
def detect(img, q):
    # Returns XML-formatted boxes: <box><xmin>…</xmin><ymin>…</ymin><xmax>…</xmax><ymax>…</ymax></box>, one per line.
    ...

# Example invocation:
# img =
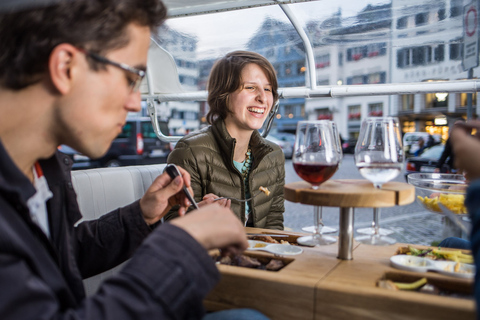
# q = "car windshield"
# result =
<box><xmin>139</xmin><ymin>0</ymin><xmax>476</xmax><ymax>147</ymax></box>
<box><xmin>419</xmin><ymin>145</ymin><xmax>444</xmax><ymax>159</ymax></box>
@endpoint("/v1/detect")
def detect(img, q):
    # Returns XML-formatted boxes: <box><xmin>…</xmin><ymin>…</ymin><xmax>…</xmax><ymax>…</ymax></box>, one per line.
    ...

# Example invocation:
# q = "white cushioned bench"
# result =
<box><xmin>71</xmin><ymin>164</ymin><xmax>167</xmax><ymax>295</ymax></box>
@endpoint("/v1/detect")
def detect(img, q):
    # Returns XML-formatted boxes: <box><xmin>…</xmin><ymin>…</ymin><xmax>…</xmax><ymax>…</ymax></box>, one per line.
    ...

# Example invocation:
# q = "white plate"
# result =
<box><xmin>390</xmin><ymin>255</ymin><xmax>475</xmax><ymax>279</ymax></box>
<box><xmin>247</xmin><ymin>240</ymin><xmax>303</xmax><ymax>256</ymax></box>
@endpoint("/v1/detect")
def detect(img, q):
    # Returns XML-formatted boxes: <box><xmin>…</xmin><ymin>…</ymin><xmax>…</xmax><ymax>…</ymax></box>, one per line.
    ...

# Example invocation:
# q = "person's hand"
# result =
<box><xmin>139</xmin><ymin>166</ymin><xmax>194</xmax><ymax>225</ymax></box>
<box><xmin>170</xmin><ymin>203</ymin><xmax>248</xmax><ymax>256</ymax></box>
<box><xmin>450</xmin><ymin>120</ymin><xmax>480</xmax><ymax>181</ymax></box>
<box><xmin>199</xmin><ymin>193</ymin><xmax>231</xmax><ymax>208</ymax></box>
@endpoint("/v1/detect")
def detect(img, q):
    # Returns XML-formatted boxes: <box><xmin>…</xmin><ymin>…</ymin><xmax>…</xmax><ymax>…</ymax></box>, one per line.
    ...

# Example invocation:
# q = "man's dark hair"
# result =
<box><xmin>0</xmin><ymin>0</ymin><xmax>167</xmax><ymax>90</ymax></box>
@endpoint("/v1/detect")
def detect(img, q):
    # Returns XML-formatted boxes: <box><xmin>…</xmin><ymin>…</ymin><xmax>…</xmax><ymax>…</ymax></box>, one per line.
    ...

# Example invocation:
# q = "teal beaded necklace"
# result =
<box><xmin>241</xmin><ymin>148</ymin><xmax>252</xmax><ymax>180</ymax></box>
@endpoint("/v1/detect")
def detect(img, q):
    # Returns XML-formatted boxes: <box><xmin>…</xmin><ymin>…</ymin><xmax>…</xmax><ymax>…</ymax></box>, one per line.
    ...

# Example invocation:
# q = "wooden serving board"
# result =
<box><xmin>284</xmin><ymin>179</ymin><xmax>415</xmax><ymax>208</ymax></box>
<box><xmin>204</xmin><ymin>228</ymin><xmax>475</xmax><ymax>320</ymax></box>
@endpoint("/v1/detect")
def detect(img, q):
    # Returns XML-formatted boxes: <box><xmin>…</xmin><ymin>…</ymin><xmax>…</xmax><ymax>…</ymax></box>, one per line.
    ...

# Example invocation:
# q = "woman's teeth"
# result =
<box><xmin>247</xmin><ymin>107</ymin><xmax>264</xmax><ymax>114</ymax></box>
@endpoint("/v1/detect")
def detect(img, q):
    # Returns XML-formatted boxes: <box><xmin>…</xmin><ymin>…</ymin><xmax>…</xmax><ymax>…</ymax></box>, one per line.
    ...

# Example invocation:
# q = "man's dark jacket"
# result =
<box><xmin>0</xmin><ymin>141</ymin><xmax>219</xmax><ymax>319</ymax></box>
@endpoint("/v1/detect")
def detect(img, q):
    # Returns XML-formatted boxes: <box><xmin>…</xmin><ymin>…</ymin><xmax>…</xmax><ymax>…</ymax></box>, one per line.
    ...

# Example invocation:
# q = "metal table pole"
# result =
<box><xmin>338</xmin><ymin>207</ymin><xmax>354</xmax><ymax>260</ymax></box>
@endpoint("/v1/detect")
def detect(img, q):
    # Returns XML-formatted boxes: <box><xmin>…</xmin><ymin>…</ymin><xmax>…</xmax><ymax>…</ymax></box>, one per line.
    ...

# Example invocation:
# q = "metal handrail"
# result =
<box><xmin>146</xmin><ymin>79</ymin><xmax>480</xmax><ymax>103</ymax></box>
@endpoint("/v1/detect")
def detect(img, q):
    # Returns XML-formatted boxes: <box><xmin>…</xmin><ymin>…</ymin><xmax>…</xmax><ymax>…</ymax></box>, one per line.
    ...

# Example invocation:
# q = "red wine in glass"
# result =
<box><xmin>293</xmin><ymin>163</ymin><xmax>339</xmax><ymax>187</ymax></box>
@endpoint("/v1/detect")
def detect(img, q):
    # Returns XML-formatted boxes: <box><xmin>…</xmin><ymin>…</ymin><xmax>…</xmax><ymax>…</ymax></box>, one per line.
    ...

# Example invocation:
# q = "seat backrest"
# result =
<box><xmin>71</xmin><ymin>163</ymin><xmax>167</xmax><ymax>295</ymax></box>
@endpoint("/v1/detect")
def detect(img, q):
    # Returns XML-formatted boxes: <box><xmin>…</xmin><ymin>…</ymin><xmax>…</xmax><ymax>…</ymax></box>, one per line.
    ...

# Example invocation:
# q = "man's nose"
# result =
<box><xmin>125</xmin><ymin>90</ymin><xmax>142</xmax><ymax>112</ymax></box>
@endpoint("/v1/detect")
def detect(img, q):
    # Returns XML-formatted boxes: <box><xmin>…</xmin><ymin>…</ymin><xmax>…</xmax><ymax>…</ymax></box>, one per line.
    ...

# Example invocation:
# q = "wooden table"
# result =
<box><xmin>205</xmin><ymin>228</ymin><xmax>475</xmax><ymax>320</ymax></box>
<box><xmin>284</xmin><ymin>179</ymin><xmax>415</xmax><ymax>259</ymax></box>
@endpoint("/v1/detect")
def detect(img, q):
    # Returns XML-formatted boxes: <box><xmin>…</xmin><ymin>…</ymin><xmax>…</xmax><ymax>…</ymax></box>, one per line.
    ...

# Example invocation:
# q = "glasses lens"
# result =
<box><xmin>130</xmin><ymin>73</ymin><xmax>144</xmax><ymax>92</ymax></box>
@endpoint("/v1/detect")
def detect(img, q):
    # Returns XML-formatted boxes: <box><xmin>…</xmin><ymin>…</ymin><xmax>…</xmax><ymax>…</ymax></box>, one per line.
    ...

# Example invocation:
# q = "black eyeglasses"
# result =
<box><xmin>77</xmin><ymin>48</ymin><xmax>145</xmax><ymax>92</ymax></box>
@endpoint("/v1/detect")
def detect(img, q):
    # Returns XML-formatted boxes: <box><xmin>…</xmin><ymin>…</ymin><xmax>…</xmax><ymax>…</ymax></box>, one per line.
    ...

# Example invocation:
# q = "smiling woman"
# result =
<box><xmin>165</xmin><ymin>51</ymin><xmax>286</xmax><ymax>230</ymax></box>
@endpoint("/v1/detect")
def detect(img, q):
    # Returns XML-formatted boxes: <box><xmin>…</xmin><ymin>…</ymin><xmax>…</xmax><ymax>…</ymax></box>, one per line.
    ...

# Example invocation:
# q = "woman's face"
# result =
<box><xmin>224</xmin><ymin>63</ymin><xmax>274</xmax><ymax>135</ymax></box>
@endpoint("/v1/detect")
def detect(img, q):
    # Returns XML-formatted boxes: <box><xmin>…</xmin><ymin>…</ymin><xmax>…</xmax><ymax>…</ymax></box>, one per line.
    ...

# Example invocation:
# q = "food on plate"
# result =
<box><xmin>250</xmin><ymin>235</ymin><xmax>278</xmax><ymax>243</ymax></box>
<box><xmin>248</xmin><ymin>235</ymin><xmax>294</xmax><ymax>246</ymax></box>
<box><xmin>396</xmin><ymin>246</ymin><xmax>473</xmax><ymax>264</ymax></box>
<box><xmin>393</xmin><ymin>277</ymin><xmax>427</xmax><ymax>290</ymax></box>
<box><xmin>215</xmin><ymin>254</ymin><xmax>285</xmax><ymax>271</ymax></box>
<box><xmin>259</xmin><ymin>186</ymin><xmax>271</xmax><ymax>196</ymax></box>
<box><xmin>417</xmin><ymin>193</ymin><xmax>466</xmax><ymax>214</ymax></box>
<box><xmin>253</xmin><ymin>243</ymin><xmax>267</xmax><ymax>248</ymax></box>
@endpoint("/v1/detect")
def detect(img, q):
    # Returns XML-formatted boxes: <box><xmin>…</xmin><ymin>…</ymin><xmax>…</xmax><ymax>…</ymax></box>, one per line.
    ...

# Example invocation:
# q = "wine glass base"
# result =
<box><xmin>297</xmin><ymin>235</ymin><xmax>337</xmax><ymax>246</ymax></box>
<box><xmin>357</xmin><ymin>227</ymin><xmax>394</xmax><ymax>236</ymax></box>
<box><xmin>355</xmin><ymin>234</ymin><xmax>396</xmax><ymax>246</ymax></box>
<box><xmin>302</xmin><ymin>226</ymin><xmax>337</xmax><ymax>234</ymax></box>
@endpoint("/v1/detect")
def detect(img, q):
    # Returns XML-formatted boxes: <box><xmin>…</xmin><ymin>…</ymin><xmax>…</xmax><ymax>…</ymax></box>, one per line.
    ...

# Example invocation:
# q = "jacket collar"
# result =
<box><xmin>0</xmin><ymin>139</ymin><xmax>36</xmax><ymax>204</ymax></box>
<box><xmin>211</xmin><ymin>119</ymin><xmax>274</xmax><ymax>170</ymax></box>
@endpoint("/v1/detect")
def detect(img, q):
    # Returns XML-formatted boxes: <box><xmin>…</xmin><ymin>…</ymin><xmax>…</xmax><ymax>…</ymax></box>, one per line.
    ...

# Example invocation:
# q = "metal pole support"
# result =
<box><xmin>338</xmin><ymin>207</ymin><xmax>354</xmax><ymax>260</ymax></box>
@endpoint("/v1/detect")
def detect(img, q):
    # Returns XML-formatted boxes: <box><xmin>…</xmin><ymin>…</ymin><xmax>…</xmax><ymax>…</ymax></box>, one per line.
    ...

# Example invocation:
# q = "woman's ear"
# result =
<box><xmin>48</xmin><ymin>43</ymin><xmax>78</xmax><ymax>94</ymax></box>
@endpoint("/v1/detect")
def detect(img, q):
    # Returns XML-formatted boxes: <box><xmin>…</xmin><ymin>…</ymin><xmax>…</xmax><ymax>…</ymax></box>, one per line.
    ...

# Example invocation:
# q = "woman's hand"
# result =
<box><xmin>199</xmin><ymin>193</ymin><xmax>231</xmax><ymax>208</ymax></box>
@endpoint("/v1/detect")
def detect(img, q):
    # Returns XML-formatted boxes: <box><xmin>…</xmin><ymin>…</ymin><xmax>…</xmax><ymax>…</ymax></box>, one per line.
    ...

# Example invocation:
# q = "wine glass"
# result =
<box><xmin>293</xmin><ymin>120</ymin><xmax>343</xmax><ymax>246</ymax></box>
<box><xmin>354</xmin><ymin>117</ymin><xmax>403</xmax><ymax>246</ymax></box>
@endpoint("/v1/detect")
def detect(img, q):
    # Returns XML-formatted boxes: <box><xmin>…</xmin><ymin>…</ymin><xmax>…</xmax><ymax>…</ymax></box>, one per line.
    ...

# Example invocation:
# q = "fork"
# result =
<box><xmin>214</xmin><ymin>196</ymin><xmax>252</xmax><ymax>203</ymax></box>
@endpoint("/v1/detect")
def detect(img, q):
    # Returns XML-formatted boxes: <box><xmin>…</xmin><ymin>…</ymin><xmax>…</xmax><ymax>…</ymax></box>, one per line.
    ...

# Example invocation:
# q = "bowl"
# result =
<box><xmin>407</xmin><ymin>173</ymin><xmax>467</xmax><ymax>215</ymax></box>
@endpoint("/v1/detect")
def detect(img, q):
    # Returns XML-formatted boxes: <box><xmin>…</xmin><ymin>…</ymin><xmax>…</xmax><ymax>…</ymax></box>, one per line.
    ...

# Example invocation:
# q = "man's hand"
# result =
<box><xmin>170</xmin><ymin>203</ymin><xmax>247</xmax><ymax>256</ymax></box>
<box><xmin>139</xmin><ymin>166</ymin><xmax>194</xmax><ymax>226</ymax></box>
<box><xmin>450</xmin><ymin>120</ymin><xmax>480</xmax><ymax>181</ymax></box>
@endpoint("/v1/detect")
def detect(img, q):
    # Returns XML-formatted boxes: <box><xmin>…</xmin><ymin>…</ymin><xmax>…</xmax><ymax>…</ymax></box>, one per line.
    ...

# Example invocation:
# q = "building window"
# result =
<box><xmin>434</xmin><ymin>44</ymin><xmax>445</xmax><ymax>62</ymax></box>
<box><xmin>425</xmin><ymin>93</ymin><xmax>449</xmax><ymax>109</ymax></box>
<box><xmin>401</xmin><ymin>94</ymin><xmax>414</xmax><ymax>111</ymax></box>
<box><xmin>347</xmin><ymin>46</ymin><xmax>366</xmax><ymax>61</ymax></box>
<box><xmin>338</xmin><ymin>52</ymin><xmax>343</xmax><ymax>66</ymax></box>
<box><xmin>368</xmin><ymin>103</ymin><xmax>383</xmax><ymax>117</ymax></box>
<box><xmin>457</xmin><ymin>92</ymin><xmax>477</xmax><ymax>107</ymax></box>
<box><xmin>367</xmin><ymin>72</ymin><xmax>386</xmax><ymax>84</ymax></box>
<box><xmin>415</xmin><ymin>12</ymin><xmax>428</xmax><ymax>26</ymax></box>
<box><xmin>346</xmin><ymin>75</ymin><xmax>365</xmax><ymax>85</ymax></box>
<box><xmin>450</xmin><ymin>41</ymin><xmax>462</xmax><ymax>60</ymax></box>
<box><xmin>315</xmin><ymin>54</ymin><xmax>330</xmax><ymax>69</ymax></box>
<box><xmin>437</xmin><ymin>7</ymin><xmax>446</xmax><ymax>21</ymax></box>
<box><xmin>348</xmin><ymin>105</ymin><xmax>361</xmax><ymax>121</ymax></box>
<box><xmin>450</xmin><ymin>0</ymin><xmax>462</xmax><ymax>18</ymax></box>
<box><xmin>317</xmin><ymin>109</ymin><xmax>332</xmax><ymax>120</ymax></box>
<box><xmin>366</xmin><ymin>43</ymin><xmax>387</xmax><ymax>57</ymax></box>
<box><xmin>397</xmin><ymin>45</ymin><xmax>444</xmax><ymax>68</ymax></box>
<box><xmin>397</xmin><ymin>49</ymin><xmax>410</xmax><ymax>68</ymax></box>
<box><xmin>397</xmin><ymin>16</ymin><xmax>408</xmax><ymax>29</ymax></box>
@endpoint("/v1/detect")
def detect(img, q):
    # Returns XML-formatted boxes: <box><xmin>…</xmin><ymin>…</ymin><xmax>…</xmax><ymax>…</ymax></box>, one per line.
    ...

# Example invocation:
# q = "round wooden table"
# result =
<box><xmin>284</xmin><ymin>179</ymin><xmax>415</xmax><ymax>260</ymax></box>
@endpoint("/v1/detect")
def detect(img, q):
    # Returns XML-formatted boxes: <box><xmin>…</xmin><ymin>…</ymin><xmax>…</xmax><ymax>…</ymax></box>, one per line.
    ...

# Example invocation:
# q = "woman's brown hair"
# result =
<box><xmin>206</xmin><ymin>51</ymin><xmax>278</xmax><ymax>124</ymax></box>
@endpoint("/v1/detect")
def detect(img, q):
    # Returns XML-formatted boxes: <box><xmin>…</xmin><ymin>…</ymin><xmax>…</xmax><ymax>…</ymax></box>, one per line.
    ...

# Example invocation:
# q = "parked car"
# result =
<box><xmin>342</xmin><ymin>138</ymin><xmax>357</xmax><ymax>154</ymax></box>
<box><xmin>404</xmin><ymin>144</ymin><xmax>449</xmax><ymax>179</ymax></box>
<box><xmin>95</xmin><ymin>117</ymin><xmax>171</xmax><ymax>167</ymax></box>
<box><xmin>403</xmin><ymin>132</ymin><xmax>441</xmax><ymax>156</ymax></box>
<box><xmin>270</xmin><ymin>132</ymin><xmax>296</xmax><ymax>148</ymax></box>
<box><xmin>266</xmin><ymin>135</ymin><xmax>293</xmax><ymax>159</ymax></box>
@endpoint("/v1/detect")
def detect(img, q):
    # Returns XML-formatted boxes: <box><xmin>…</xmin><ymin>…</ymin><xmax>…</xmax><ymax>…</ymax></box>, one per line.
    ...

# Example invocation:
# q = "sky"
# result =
<box><xmin>165</xmin><ymin>0</ymin><xmax>391</xmax><ymax>58</ymax></box>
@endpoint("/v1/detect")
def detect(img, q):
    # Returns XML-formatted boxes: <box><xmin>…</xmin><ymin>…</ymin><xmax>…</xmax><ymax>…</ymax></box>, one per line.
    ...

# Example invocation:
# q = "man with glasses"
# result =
<box><xmin>0</xmin><ymin>1</ymin><xmax>266</xmax><ymax>319</ymax></box>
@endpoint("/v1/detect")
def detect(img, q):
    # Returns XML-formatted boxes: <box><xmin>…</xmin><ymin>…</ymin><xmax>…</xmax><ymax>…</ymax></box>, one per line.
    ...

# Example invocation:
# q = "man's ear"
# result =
<box><xmin>48</xmin><ymin>44</ymin><xmax>78</xmax><ymax>94</ymax></box>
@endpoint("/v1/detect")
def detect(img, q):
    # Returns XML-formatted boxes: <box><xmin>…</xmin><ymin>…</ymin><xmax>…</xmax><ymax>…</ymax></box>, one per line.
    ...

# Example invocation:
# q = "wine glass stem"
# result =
<box><xmin>373</xmin><ymin>208</ymin><xmax>381</xmax><ymax>236</ymax></box>
<box><xmin>314</xmin><ymin>206</ymin><xmax>324</xmax><ymax>237</ymax></box>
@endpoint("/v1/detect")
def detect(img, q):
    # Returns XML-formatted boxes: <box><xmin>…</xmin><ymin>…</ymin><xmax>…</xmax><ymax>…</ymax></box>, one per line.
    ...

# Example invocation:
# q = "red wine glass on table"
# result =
<box><xmin>293</xmin><ymin>120</ymin><xmax>342</xmax><ymax>246</ymax></box>
<box><xmin>354</xmin><ymin>117</ymin><xmax>403</xmax><ymax>246</ymax></box>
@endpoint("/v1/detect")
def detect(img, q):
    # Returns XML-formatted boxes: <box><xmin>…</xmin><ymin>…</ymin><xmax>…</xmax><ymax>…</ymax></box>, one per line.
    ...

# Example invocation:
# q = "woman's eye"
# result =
<box><xmin>245</xmin><ymin>86</ymin><xmax>255</xmax><ymax>91</ymax></box>
<box><xmin>264</xmin><ymin>88</ymin><xmax>272</xmax><ymax>92</ymax></box>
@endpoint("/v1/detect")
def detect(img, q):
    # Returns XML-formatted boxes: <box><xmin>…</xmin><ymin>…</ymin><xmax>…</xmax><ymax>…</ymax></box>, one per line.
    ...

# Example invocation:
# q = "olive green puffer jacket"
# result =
<box><xmin>165</xmin><ymin>119</ymin><xmax>285</xmax><ymax>230</ymax></box>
